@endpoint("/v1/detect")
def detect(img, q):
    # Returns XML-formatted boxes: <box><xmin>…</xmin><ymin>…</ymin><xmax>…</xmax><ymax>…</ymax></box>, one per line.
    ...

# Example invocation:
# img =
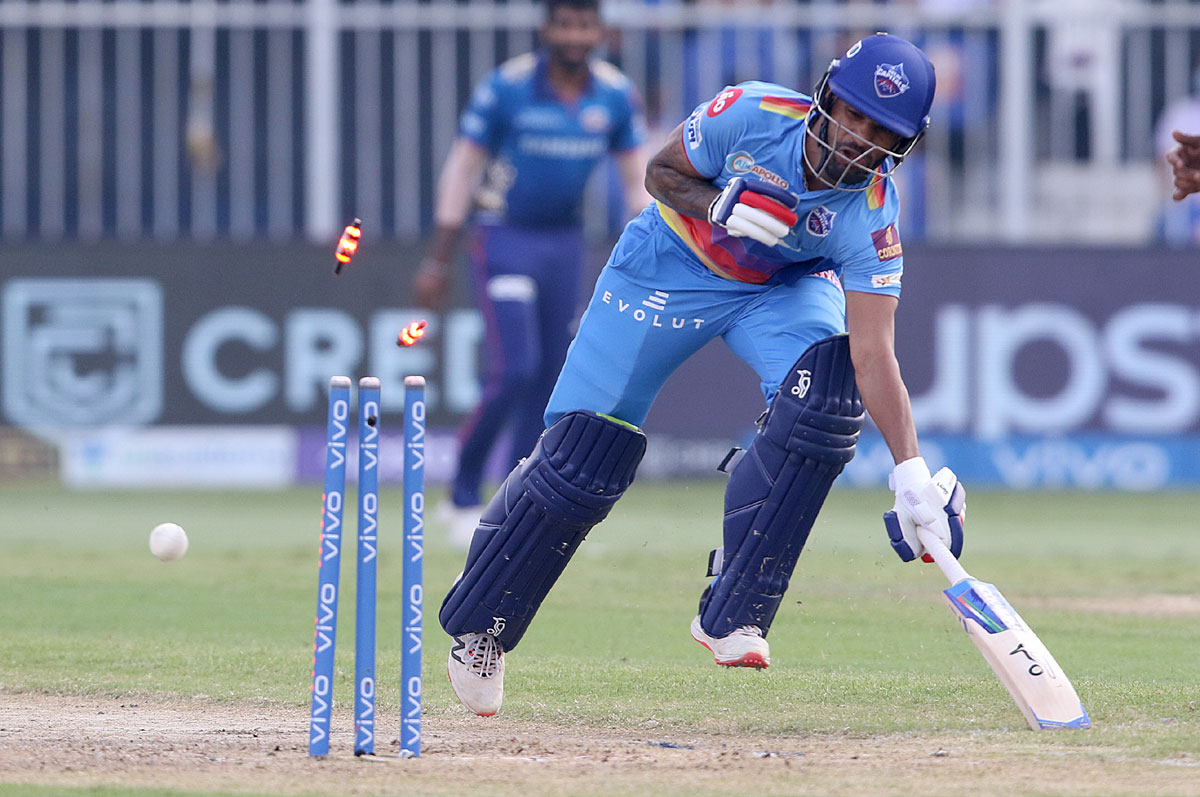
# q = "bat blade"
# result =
<box><xmin>917</xmin><ymin>529</ymin><xmax>1090</xmax><ymax>731</ymax></box>
<box><xmin>942</xmin><ymin>577</ymin><xmax>1091</xmax><ymax>730</ymax></box>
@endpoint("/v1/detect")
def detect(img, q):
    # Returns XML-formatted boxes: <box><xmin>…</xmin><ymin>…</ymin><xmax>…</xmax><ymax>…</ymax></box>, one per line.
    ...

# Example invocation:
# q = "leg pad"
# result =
<box><xmin>699</xmin><ymin>334</ymin><xmax>864</xmax><ymax>637</ymax></box>
<box><xmin>440</xmin><ymin>411</ymin><xmax>646</xmax><ymax>651</ymax></box>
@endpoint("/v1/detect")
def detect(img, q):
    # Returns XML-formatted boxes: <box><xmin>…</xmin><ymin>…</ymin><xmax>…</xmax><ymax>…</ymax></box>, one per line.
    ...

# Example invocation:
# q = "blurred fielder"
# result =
<box><xmin>439</xmin><ymin>33</ymin><xmax>966</xmax><ymax>716</ymax></box>
<box><xmin>416</xmin><ymin>0</ymin><xmax>649</xmax><ymax>549</ymax></box>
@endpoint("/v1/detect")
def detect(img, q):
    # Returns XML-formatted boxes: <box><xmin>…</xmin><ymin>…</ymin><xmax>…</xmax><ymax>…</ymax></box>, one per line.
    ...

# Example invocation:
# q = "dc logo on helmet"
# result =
<box><xmin>874</xmin><ymin>62</ymin><xmax>910</xmax><ymax>98</ymax></box>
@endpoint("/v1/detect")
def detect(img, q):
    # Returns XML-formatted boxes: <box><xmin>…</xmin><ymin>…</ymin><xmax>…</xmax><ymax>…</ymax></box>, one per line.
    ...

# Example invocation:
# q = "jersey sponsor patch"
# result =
<box><xmin>726</xmin><ymin>150</ymin><xmax>754</xmax><ymax>173</ymax></box>
<box><xmin>805</xmin><ymin>205</ymin><xmax>836</xmax><ymax>237</ymax></box>
<box><xmin>685</xmin><ymin>109</ymin><xmax>703</xmax><ymax>150</ymax></box>
<box><xmin>707</xmin><ymin>87</ymin><xmax>742</xmax><ymax>117</ymax></box>
<box><xmin>871</xmin><ymin>272</ymin><xmax>902</xmax><ymax>288</ymax></box>
<box><xmin>723</xmin><ymin>151</ymin><xmax>789</xmax><ymax>189</ymax></box>
<box><xmin>871</xmin><ymin>223</ymin><xmax>903</xmax><ymax>261</ymax></box>
<box><xmin>601</xmin><ymin>288</ymin><xmax>706</xmax><ymax>330</ymax></box>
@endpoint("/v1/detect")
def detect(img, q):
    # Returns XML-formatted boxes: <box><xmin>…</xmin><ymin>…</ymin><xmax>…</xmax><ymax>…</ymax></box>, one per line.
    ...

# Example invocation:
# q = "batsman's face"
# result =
<box><xmin>542</xmin><ymin>8</ymin><xmax>604</xmax><ymax>68</ymax></box>
<box><xmin>806</xmin><ymin>93</ymin><xmax>902</xmax><ymax>187</ymax></box>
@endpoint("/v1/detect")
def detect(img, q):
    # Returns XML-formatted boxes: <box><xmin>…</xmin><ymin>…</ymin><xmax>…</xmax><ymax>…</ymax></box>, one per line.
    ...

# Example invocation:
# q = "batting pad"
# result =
<box><xmin>700</xmin><ymin>334</ymin><xmax>864</xmax><ymax>638</ymax></box>
<box><xmin>439</xmin><ymin>411</ymin><xmax>646</xmax><ymax>651</ymax></box>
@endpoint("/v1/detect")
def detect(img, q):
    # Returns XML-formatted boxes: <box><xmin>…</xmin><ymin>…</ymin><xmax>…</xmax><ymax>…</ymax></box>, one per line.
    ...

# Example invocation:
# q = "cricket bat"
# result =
<box><xmin>917</xmin><ymin>528</ymin><xmax>1091</xmax><ymax>730</ymax></box>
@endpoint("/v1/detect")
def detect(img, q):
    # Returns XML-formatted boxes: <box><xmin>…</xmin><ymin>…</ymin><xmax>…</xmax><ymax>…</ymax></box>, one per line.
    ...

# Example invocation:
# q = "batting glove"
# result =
<box><xmin>883</xmin><ymin>458</ymin><xmax>966</xmax><ymax>563</ymax></box>
<box><xmin>708</xmin><ymin>176</ymin><xmax>799</xmax><ymax>247</ymax></box>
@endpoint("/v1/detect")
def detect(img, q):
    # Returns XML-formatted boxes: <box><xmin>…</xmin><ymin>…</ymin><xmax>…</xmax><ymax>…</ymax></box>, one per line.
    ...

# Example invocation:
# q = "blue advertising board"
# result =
<box><xmin>2</xmin><ymin>242</ymin><xmax>1198</xmax><ymax>488</ymax></box>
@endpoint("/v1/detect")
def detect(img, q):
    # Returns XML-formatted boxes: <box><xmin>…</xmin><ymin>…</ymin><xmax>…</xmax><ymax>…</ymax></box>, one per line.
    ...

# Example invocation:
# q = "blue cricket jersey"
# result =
<box><xmin>459</xmin><ymin>51</ymin><xmax>646</xmax><ymax>229</ymax></box>
<box><xmin>651</xmin><ymin>81</ymin><xmax>906</xmax><ymax>297</ymax></box>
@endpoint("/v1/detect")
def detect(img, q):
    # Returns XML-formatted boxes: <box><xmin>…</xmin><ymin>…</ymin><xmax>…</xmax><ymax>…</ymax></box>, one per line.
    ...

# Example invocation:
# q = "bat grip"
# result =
<box><xmin>916</xmin><ymin>527</ymin><xmax>971</xmax><ymax>586</ymax></box>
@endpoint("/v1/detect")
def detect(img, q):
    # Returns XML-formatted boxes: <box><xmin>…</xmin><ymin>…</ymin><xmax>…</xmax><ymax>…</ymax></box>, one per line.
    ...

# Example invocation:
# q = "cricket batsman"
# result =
<box><xmin>439</xmin><ymin>33</ymin><xmax>967</xmax><ymax>716</ymax></box>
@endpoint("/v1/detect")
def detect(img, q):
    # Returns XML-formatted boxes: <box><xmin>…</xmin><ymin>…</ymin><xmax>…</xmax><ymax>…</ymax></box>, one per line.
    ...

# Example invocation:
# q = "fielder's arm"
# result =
<box><xmin>416</xmin><ymin>138</ymin><xmax>490</xmax><ymax>309</ymax></box>
<box><xmin>844</xmin><ymin>289</ymin><xmax>920</xmax><ymax>464</ymax></box>
<box><xmin>614</xmin><ymin>146</ymin><xmax>653</xmax><ymax>218</ymax></box>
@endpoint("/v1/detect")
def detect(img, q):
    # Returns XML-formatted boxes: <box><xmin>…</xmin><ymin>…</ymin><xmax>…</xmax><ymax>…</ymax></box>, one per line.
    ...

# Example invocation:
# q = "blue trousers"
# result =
<box><xmin>452</xmin><ymin>224</ymin><xmax>583</xmax><ymax>508</ymax></box>
<box><xmin>545</xmin><ymin>213</ymin><xmax>848</xmax><ymax>427</ymax></box>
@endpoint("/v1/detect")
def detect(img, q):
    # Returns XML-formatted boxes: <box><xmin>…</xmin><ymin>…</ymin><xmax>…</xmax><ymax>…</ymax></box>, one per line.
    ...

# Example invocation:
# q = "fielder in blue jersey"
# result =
<box><xmin>416</xmin><ymin>0</ymin><xmax>648</xmax><ymax>550</ymax></box>
<box><xmin>440</xmin><ymin>34</ymin><xmax>967</xmax><ymax>717</ymax></box>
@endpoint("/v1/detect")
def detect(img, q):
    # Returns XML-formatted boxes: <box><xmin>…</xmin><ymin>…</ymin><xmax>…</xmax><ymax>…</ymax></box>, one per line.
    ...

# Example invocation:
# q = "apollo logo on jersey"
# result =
<box><xmin>872</xmin><ymin>223</ymin><xmax>903</xmax><ymax>261</ymax></box>
<box><xmin>723</xmin><ymin>150</ymin><xmax>790</xmax><ymax>189</ymax></box>
<box><xmin>806</xmin><ymin>205</ymin><xmax>837</xmax><ymax>237</ymax></box>
<box><xmin>874</xmin><ymin>62</ymin><xmax>911</xmax><ymax>98</ymax></box>
<box><xmin>727</xmin><ymin>151</ymin><xmax>755</xmax><ymax>173</ymax></box>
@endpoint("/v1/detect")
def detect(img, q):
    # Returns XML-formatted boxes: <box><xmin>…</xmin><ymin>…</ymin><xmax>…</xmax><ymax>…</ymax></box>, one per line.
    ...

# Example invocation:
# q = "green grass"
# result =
<box><xmin>1</xmin><ymin>481</ymin><xmax>1199</xmax><ymax>790</ymax></box>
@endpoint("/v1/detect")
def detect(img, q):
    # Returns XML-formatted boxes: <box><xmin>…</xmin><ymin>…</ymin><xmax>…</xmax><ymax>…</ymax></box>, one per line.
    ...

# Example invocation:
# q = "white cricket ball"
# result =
<box><xmin>149</xmin><ymin>522</ymin><xmax>189</xmax><ymax>562</ymax></box>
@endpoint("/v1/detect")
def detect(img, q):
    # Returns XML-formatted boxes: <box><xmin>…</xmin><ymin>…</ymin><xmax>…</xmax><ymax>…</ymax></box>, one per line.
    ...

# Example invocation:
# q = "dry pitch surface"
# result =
<box><xmin>1</xmin><ymin>693</ymin><xmax>1196</xmax><ymax>796</ymax></box>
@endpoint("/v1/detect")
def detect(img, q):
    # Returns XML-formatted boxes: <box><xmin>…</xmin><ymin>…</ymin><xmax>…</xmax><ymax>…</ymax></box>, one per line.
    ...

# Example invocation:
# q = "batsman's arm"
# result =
<box><xmin>844</xmin><ymin>289</ymin><xmax>920</xmax><ymax>464</ymax></box>
<box><xmin>416</xmin><ymin>138</ymin><xmax>490</xmax><ymax>309</ymax></box>
<box><xmin>644</xmin><ymin>122</ymin><xmax>720</xmax><ymax>218</ymax></box>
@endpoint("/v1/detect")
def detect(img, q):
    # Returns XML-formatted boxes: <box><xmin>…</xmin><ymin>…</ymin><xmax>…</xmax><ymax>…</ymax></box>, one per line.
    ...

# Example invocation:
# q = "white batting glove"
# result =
<box><xmin>883</xmin><ymin>458</ymin><xmax>966</xmax><ymax>563</ymax></box>
<box><xmin>707</xmin><ymin>176</ymin><xmax>799</xmax><ymax>247</ymax></box>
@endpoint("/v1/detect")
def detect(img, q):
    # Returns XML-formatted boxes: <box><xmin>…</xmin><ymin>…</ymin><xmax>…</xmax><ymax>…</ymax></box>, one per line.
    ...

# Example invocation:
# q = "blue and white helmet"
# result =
<box><xmin>804</xmin><ymin>33</ymin><xmax>936</xmax><ymax>190</ymax></box>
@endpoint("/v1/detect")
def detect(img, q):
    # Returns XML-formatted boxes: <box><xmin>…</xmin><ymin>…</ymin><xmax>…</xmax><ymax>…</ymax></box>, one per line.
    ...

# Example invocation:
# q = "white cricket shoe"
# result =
<box><xmin>436</xmin><ymin>501</ymin><xmax>482</xmax><ymax>551</ymax></box>
<box><xmin>447</xmin><ymin>632</ymin><xmax>505</xmax><ymax>716</ymax></box>
<box><xmin>690</xmin><ymin>615</ymin><xmax>770</xmax><ymax>669</ymax></box>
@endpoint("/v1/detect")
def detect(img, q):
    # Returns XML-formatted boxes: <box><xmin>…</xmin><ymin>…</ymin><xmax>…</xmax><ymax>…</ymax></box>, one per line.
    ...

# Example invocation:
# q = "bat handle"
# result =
<box><xmin>916</xmin><ymin>527</ymin><xmax>972</xmax><ymax>586</ymax></box>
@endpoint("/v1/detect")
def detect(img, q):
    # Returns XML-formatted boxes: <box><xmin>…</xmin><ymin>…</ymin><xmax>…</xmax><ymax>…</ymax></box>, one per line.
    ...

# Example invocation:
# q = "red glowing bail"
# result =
<box><xmin>333</xmin><ymin>218</ymin><xmax>362</xmax><ymax>274</ymax></box>
<box><xmin>397</xmin><ymin>319</ymin><xmax>428</xmax><ymax>348</ymax></box>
